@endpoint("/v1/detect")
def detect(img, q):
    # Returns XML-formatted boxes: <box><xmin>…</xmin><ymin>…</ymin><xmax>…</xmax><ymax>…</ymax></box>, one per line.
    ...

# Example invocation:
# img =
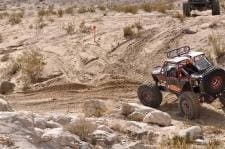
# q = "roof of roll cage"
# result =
<box><xmin>166</xmin><ymin>56</ymin><xmax>190</xmax><ymax>63</ymax></box>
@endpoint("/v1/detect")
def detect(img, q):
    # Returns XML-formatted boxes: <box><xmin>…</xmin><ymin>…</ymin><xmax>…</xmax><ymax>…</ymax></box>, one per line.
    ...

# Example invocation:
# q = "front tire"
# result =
<box><xmin>212</xmin><ymin>0</ymin><xmax>220</xmax><ymax>15</ymax></box>
<box><xmin>178</xmin><ymin>92</ymin><xmax>200</xmax><ymax>120</ymax></box>
<box><xmin>183</xmin><ymin>2</ymin><xmax>191</xmax><ymax>17</ymax></box>
<box><xmin>137</xmin><ymin>84</ymin><xmax>162</xmax><ymax>108</ymax></box>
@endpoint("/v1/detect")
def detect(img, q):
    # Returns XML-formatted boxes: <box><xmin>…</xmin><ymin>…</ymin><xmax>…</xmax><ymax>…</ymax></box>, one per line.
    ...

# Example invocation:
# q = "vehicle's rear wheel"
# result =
<box><xmin>183</xmin><ymin>2</ymin><xmax>191</xmax><ymax>17</ymax></box>
<box><xmin>212</xmin><ymin>0</ymin><xmax>220</xmax><ymax>15</ymax></box>
<box><xmin>137</xmin><ymin>84</ymin><xmax>162</xmax><ymax>108</ymax></box>
<box><xmin>178</xmin><ymin>92</ymin><xmax>200</xmax><ymax>120</ymax></box>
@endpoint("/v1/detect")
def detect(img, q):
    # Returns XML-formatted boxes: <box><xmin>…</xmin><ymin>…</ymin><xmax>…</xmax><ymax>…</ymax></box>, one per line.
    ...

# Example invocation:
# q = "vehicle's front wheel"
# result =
<box><xmin>183</xmin><ymin>2</ymin><xmax>191</xmax><ymax>17</ymax></box>
<box><xmin>178</xmin><ymin>92</ymin><xmax>200</xmax><ymax>120</ymax></box>
<box><xmin>212</xmin><ymin>0</ymin><xmax>220</xmax><ymax>15</ymax></box>
<box><xmin>137</xmin><ymin>84</ymin><xmax>162</xmax><ymax>108</ymax></box>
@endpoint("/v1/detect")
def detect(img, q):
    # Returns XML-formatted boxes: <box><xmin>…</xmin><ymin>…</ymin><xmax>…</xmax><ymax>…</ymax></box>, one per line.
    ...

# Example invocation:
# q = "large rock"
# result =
<box><xmin>0</xmin><ymin>98</ymin><xmax>13</xmax><ymax>111</ymax></box>
<box><xmin>121</xmin><ymin>103</ymin><xmax>155</xmax><ymax>116</ymax></box>
<box><xmin>84</xmin><ymin>100</ymin><xmax>108</xmax><ymax>117</ymax></box>
<box><xmin>143</xmin><ymin>110</ymin><xmax>171</xmax><ymax>126</ymax></box>
<box><xmin>0</xmin><ymin>81</ymin><xmax>15</xmax><ymax>94</ymax></box>
<box><xmin>92</xmin><ymin>130</ymin><xmax>118</xmax><ymax>147</ymax></box>
<box><xmin>177</xmin><ymin>126</ymin><xmax>203</xmax><ymax>142</ymax></box>
<box><xmin>127</xmin><ymin>112</ymin><xmax>145</xmax><ymax>121</ymax></box>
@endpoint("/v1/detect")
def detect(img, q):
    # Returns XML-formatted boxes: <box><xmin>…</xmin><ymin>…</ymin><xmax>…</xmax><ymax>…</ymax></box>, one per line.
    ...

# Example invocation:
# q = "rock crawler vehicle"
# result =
<box><xmin>183</xmin><ymin>0</ymin><xmax>220</xmax><ymax>17</ymax></box>
<box><xmin>137</xmin><ymin>46</ymin><xmax>225</xmax><ymax>119</ymax></box>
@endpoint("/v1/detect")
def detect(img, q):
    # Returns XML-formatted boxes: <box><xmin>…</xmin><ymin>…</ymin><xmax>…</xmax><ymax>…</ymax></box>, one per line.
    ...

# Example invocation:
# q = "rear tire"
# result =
<box><xmin>178</xmin><ymin>92</ymin><xmax>200</xmax><ymax>120</ymax></box>
<box><xmin>212</xmin><ymin>0</ymin><xmax>220</xmax><ymax>15</ymax></box>
<box><xmin>183</xmin><ymin>2</ymin><xmax>191</xmax><ymax>17</ymax></box>
<box><xmin>137</xmin><ymin>84</ymin><xmax>162</xmax><ymax>108</ymax></box>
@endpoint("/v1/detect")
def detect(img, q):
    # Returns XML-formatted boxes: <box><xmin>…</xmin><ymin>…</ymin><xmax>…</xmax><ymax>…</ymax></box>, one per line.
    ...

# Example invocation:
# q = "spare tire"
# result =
<box><xmin>201</xmin><ymin>68</ymin><xmax>225</xmax><ymax>97</ymax></box>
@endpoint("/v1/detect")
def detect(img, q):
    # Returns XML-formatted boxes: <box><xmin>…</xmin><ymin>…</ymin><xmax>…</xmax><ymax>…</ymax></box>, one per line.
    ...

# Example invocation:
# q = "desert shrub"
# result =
<box><xmin>132</xmin><ymin>21</ymin><xmax>143</xmax><ymax>31</ymax></box>
<box><xmin>1</xmin><ymin>59</ymin><xmax>20</xmax><ymax>80</ymax></box>
<box><xmin>0</xmin><ymin>136</ymin><xmax>14</xmax><ymax>147</ymax></box>
<box><xmin>38</xmin><ymin>8</ymin><xmax>47</xmax><ymax>17</ymax></box>
<box><xmin>98</xmin><ymin>5</ymin><xmax>106</xmax><ymax>11</ymax></box>
<box><xmin>63</xmin><ymin>23</ymin><xmax>75</xmax><ymax>35</ymax></box>
<box><xmin>0</xmin><ymin>12</ymin><xmax>9</xmax><ymax>19</ymax></box>
<box><xmin>160</xmin><ymin>136</ymin><xmax>190</xmax><ymax>149</ymax></box>
<box><xmin>16</xmin><ymin>49</ymin><xmax>45</xmax><ymax>83</ymax></box>
<box><xmin>140</xmin><ymin>3</ymin><xmax>152</xmax><ymax>12</ymax></box>
<box><xmin>9</xmin><ymin>12</ymin><xmax>24</xmax><ymax>25</ymax></box>
<box><xmin>140</xmin><ymin>1</ymin><xmax>173</xmax><ymax>13</ymax></box>
<box><xmin>174</xmin><ymin>11</ymin><xmax>185</xmax><ymax>22</ymax></box>
<box><xmin>123</xmin><ymin>26</ymin><xmax>135</xmax><ymax>38</ymax></box>
<box><xmin>207</xmin><ymin>139</ymin><xmax>222</xmax><ymax>149</ymax></box>
<box><xmin>78</xmin><ymin>6</ymin><xmax>88</xmax><ymax>13</ymax></box>
<box><xmin>113</xmin><ymin>4</ymin><xmax>138</xmax><ymax>14</ymax></box>
<box><xmin>221</xmin><ymin>0</ymin><xmax>225</xmax><ymax>12</ymax></box>
<box><xmin>79</xmin><ymin>21</ymin><xmax>91</xmax><ymax>33</ymax></box>
<box><xmin>208</xmin><ymin>33</ymin><xmax>225</xmax><ymax>59</ymax></box>
<box><xmin>65</xmin><ymin>6</ymin><xmax>74</xmax><ymax>15</ymax></box>
<box><xmin>37</xmin><ymin>22</ymin><xmax>48</xmax><ymax>29</ymax></box>
<box><xmin>88</xmin><ymin>6</ymin><xmax>95</xmax><ymax>13</ymax></box>
<box><xmin>64</xmin><ymin>118</ymin><xmax>97</xmax><ymax>141</ymax></box>
<box><xmin>57</xmin><ymin>9</ymin><xmax>63</xmax><ymax>17</ymax></box>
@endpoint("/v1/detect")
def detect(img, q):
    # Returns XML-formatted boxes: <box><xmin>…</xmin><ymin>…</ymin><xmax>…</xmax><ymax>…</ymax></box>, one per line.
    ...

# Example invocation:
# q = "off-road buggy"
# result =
<box><xmin>183</xmin><ymin>0</ymin><xmax>220</xmax><ymax>17</ymax></box>
<box><xmin>137</xmin><ymin>46</ymin><xmax>225</xmax><ymax>119</ymax></box>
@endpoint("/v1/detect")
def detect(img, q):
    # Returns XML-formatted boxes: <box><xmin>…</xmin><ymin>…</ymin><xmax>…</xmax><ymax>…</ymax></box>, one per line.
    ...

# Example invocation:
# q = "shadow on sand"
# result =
<box><xmin>159</xmin><ymin>101</ymin><xmax>225</xmax><ymax>130</ymax></box>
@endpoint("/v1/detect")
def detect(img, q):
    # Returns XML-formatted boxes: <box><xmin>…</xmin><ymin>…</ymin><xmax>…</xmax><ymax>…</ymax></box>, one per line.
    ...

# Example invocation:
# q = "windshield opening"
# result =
<box><xmin>193</xmin><ymin>55</ymin><xmax>212</xmax><ymax>71</ymax></box>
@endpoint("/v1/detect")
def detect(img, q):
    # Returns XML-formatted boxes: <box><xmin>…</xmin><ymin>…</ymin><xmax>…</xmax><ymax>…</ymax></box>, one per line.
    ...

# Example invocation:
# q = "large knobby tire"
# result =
<box><xmin>178</xmin><ymin>92</ymin><xmax>200</xmax><ymax>120</ymax></box>
<box><xmin>212</xmin><ymin>0</ymin><xmax>220</xmax><ymax>15</ymax></box>
<box><xmin>137</xmin><ymin>84</ymin><xmax>162</xmax><ymax>108</ymax></box>
<box><xmin>183</xmin><ymin>2</ymin><xmax>191</xmax><ymax>17</ymax></box>
<box><xmin>201</xmin><ymin>68</ymin><xmax>225</xmax><ymax>97</ymax></box>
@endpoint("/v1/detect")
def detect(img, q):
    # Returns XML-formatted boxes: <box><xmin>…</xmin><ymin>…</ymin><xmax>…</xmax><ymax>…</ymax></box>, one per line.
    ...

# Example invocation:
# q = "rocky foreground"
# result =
<box><xmin>0</xmin><ymin>97</ymin><xmax>223</xmax><ymax>149</ymax></box>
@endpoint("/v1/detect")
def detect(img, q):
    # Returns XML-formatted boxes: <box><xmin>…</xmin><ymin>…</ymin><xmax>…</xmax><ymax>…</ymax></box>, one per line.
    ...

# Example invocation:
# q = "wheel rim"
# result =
<box><xmin>181</xmin><ymin>100</ymin><xmax>191</xmax><ymax>115</ymax></box>
<box><xmin>210</xmin><ymin>76</ymin><xmax>223</xmax><ymax>90</ymax></box>
<box><xmin>142</xmin><ymin>91</ymin><xmax>152</xmax><ymax>104</ymax></box>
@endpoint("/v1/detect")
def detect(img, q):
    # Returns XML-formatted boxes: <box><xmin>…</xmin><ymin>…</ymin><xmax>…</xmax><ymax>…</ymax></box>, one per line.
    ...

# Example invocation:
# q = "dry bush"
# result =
<box><xmin>9</xmin><ymin>12</ymin><xmax>24</xmax><ymax>25</ymax></box>
<box><xmin>0</xmin><ymin>12</ymin><xmax>9</xmax><ymax>19</ymax></box>
<box><xmin>207</xmin><ymin>139</ymin><xmax>222</xmax><ymax>149</ymax></box>
<box><xmin>221</xmin><ymin>0</ymin><xmax>225</xmax><ymax>12</ymax></box>
<box><xmin>160</xmin><ymin>136</ymin><xmax>190</xmax><ymax>149</ymax></box>
<box><xmin>88</xmin><ymin>6</ymin><xmax>96</xmax><ymax>13</ymax></box>
<box><xmin>132</xmin><ymin>21</ymin><xmax>143</xmax><ymax>31</ymax></box>
<box><xmin>98</xmin><ymin>5</ymin><xmax>106</xmax><ymax>11</ymax></box>
<box><xmin>63</xmin><ymin>23</ymin><xmax>75</xmax><ymax>35</ymax></box>
<box><xmin>2</xmin><ymin>59</ymin><xmax>20</xmax><ymax>80</ymax></box>
<box><xmin>17</xmin><ymin>49</ymin><xmax>45</xmax><ymax>84</ymax></box>
<box><xmin>208</xmin><ymin>33</ymin><xmax>225</xmax><ymax>59</ymax></box>
<box><xmin>113</xmin><ymin>4</ymin><xmax>138</xmax><ymax>14</ymax></box>
<box><xmin>78</xmin><ymin>6</ymin><xmax>88</xmax><ymax>13</ymax></box>
<box><xmin>140</xmin><ymin>1</ymin><xmax>173</xmax><ymax>13</ymax></box>
<box><xmin>38</xmin><ymin>6</ymin><xmax>56</xmax><ymax>17</ymax></box>
<box><xmin>57</xmin><ymin>9</ymin><xmax>63</xmax><ymax>17</ymax></box>
<box><xmin>79</xmin><ymin>21</ymin><xmax>91</xmax><ymax>33</ymax></box>
<box><xmin>174</xmin><ymin>11</ymin><xmax>185</xmax><ymax>22</ymax></box>
<box><xmin>65</xmin><ymin>6</ymin><xmax>75</xmax><ymax>15</ymax></box>
<box><xmin>64</xmin><ymin>118</ymin><xmax>97</xmax><ymax>141</ymax></box>
<box><xmin>123</xmin><ymin>26</ymin><xmax>135</xmax><ymax>38</ymax></box>
<box><xmin>38</xmin><ymin>8</ymin><xmax>47</xmax><ymax>17</ymax></box>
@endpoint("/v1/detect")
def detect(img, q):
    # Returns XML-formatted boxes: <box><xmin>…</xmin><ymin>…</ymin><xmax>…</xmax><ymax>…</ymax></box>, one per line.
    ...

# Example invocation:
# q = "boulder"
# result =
<box><xmin>0</xmin><ymin>81</ymin><xmax>15</xmax><ymax>94</ymax></box>
<box><xmin>0</xmin><ymin>98</ymin><xmax>13</xmax><ymax>111</ymax></box>
<box><xmin>143</xmin><ymin>110</ymin><xmax>171</xmax><ymax>126</ymax></box>
<box><xmin>92</xmin><ymin>130</ymin><xmax>118</xmax><ymax>146</ymax></box>
<box><xmin>177</xmin><ymin>126</ymin><xmax>203</xmax><ymax>142</ymax></box>
<box><xmin>34</xmin><ymin>117</ymin><xmax>47</xmax><ymax>129</ymax></box>
<box><xmin>52</xmin><ymin>115</ymin><xmax>73</xmax><ymax>125</ymax></box>
<box><xmin>127</xmin><ymin>112</ymin><xmax>145</xmax><ymax>121</ymax></box>
<box><xmin>97</xmin><ymin>125</ymin><xmax>114</xmax><ymax>133</ymax></box>
<box><xmin>84</xmin><ymin>100</ymin><xmax>108</xmax><ymax>117</ymax></box>
<box><xmin>121</xmin><ymin>103</ymin><xmax>155</xmax><ymax>116</ymax></box>
<box><xmin>46</xmin><ymin>120</ymin><xmax>62</xmax><ymax>128</ymax></box>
